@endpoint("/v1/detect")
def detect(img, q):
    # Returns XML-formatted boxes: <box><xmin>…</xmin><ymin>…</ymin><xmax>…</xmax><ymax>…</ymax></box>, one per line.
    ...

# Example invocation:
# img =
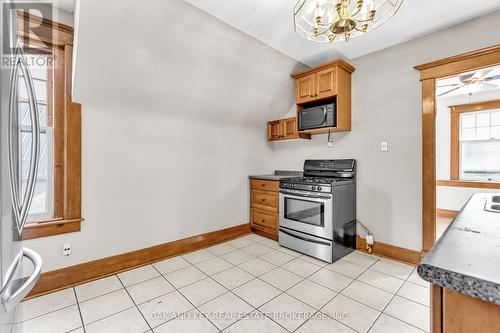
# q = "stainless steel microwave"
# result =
<box><xmin>298</xmin><ymin>102</ymin><xmax>336</xmax><ymax>131</ymax></box>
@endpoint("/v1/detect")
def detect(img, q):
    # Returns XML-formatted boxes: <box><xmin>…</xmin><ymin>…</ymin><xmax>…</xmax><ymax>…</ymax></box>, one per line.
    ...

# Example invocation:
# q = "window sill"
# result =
<box><xmin>436</xmin><ymin>180</ymin><xmax>500</xmax><ymax>189</ymax></box>
<box><xmin>22</xmin><ymin>218</ymin><xmax>83</xmax><ymax>240</ymax></box>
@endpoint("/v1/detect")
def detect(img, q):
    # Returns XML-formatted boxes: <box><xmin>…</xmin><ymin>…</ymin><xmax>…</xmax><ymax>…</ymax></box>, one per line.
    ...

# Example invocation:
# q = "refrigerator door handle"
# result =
<box><xmin>8</xmin><ymin>43</ymin><xmax>40</xmax><ymax>236</ymax></box>
<box><xmin>1</xmin><ymin>248</ymin><xmax>42</xmax><ymax>312</ymax></box>
<box><xmin>0</xmin><ymin>250</ymin><xmax>24</xmax><ymax>299</ymax></box>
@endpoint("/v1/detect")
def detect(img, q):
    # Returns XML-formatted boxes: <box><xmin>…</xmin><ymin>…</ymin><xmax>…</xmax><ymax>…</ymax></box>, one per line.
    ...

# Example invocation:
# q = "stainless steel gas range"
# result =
<box><xmin>279</xmin><ymin>159</ymin><xmax>356</xmax><ymax>263</ymax></box>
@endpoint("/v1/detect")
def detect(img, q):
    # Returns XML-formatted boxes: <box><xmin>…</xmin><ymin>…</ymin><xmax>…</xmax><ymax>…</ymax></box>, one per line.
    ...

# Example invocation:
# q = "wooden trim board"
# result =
<box><xmin>251</xmin><ymin>228</ymin><xmax>278</xmax><ymax>241</ymax></box>
<box><xmin>356</xmin><ymin>236</ymin><xmax>421</xmax><ymax>265</ymax></box>
<box><xmin>421</xmin><ymin>78</ymin><xmax>437</xmax><ymax>253</ymax></box>
<box><xmin>26</xmin><ymin>223</ymin><xmax>251</xmax><ymax>299</ymax></box>
<box><xmin>436</xmin><ymin>209</ymin><xmax>459</xmax><ymax>219</ymax></box>
<box><xmin>22</xmin><ymin>218</ymin><xmax>83</xmax><ymax>240</ymax></box>
<box><xmin>436</xmin><ymin>179</ymin><xmax>500</xmax><ymax>189</ymax></box>
<box><xmin>414</xmin><ymin>44</ymin><xmax>500</xmax><ymax>80</ymax></box>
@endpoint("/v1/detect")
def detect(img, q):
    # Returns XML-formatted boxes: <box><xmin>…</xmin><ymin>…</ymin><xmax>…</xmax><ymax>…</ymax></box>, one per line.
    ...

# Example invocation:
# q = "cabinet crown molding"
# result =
<box><xmin>291</xmin><ymin>59</ymin><xmax>355</xmax><ymax>79</ymax></box>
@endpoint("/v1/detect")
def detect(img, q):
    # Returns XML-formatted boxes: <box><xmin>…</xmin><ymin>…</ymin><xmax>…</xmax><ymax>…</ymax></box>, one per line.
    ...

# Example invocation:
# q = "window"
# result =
<box><xmin>17</xmin><ymin>12</ymin><xmax>82</xmax><ymax>240</ymax></box>
<box><xmin>449</xmin><ymin>100</ymin><xmax>500</xmax><ymax>185</ymax></box>
<box><xmin>459</xmin><ymin>109</ymin><xmax>500</xmax><ymax>181</ymax></box>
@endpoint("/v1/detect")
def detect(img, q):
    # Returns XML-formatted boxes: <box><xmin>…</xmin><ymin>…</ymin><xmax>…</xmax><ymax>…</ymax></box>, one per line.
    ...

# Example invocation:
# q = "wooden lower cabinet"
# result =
<box><xmin>250</xmin><ymin>179</ymin><xmax>279</xmax><ymax>238</ymax></box>
<box><xmin>432</xmin><ymin>286</ymin><xmax>500</xmax><ymax>333</ymax></box>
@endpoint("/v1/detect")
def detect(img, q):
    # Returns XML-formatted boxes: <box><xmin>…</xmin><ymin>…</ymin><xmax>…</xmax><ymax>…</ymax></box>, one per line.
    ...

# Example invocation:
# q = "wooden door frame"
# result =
<box><xmin>415</xmin><ymin>44</ymin><xmax>500</xmax><ymax>333</ymax></box>
<box><xmin>414</xmin><ymin>44</ymin><xmax>500</xmax><ymax>254</ymax></box>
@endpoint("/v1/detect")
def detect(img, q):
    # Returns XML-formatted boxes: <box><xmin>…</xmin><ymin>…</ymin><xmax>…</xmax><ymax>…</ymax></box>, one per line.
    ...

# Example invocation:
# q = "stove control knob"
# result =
<box><xmin>317</xmin><ymin>186</ymin><xmax>322</xmax><ymax>191</ymax></box>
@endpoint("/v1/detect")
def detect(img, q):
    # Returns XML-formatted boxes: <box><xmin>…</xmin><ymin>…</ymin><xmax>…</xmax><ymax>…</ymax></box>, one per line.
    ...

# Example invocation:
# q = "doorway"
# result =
<box><xmin>414</xmin><ymin>44</ymin><xmax>500</xmax><ymax>253</ymax></box>
<box><xmin>435</xmin><ymin>66</ymin><xmax>500</xmax><ymax>239</ymax></box>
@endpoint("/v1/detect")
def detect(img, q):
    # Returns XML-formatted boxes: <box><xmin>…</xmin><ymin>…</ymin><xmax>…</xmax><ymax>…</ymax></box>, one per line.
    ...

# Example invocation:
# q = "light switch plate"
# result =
<box><xmin>381</xmin><ymin>141</ymin><xmax>388</xmax><ymax>152</ymax></box>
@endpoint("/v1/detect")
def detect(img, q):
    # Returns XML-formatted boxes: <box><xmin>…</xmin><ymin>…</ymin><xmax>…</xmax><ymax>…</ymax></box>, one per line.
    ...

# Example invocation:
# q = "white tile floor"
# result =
<box><xmin>20</xmin><ymin>233</ymin><xmax>430</xmax><ymax>333</ymax></box>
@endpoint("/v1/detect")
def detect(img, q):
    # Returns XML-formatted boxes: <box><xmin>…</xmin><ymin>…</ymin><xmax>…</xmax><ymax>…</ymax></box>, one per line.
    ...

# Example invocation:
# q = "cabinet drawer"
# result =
<box><xmin>251</xmin><ymin>189</ymin><xmax>278</xmax><ymax>212</ymax></box>
<box><xmin>250</xmin><ymin>179</ymin><xmax>279</xmax><ymax>192</ymax></box>
<box><xmin>251</xmin><ymin>209</ymin><xmax>277</xmax><ymax>232</ymax></box>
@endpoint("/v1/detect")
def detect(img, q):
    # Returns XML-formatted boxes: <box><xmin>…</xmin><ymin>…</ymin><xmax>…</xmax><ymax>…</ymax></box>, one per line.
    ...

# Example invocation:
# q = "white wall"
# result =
<box><xmin>271</xmin><ymin>10</ymin><xmax>500</xmax><ymax>251</ymax></box>
<box><xmin>437</xmin><ymin>186</ymin><xmax>500</xmax><ymax>211</ymax></box>
<box><xmin>24</xmin><ymin>3</ymin><xmax>500</xmax><ymax>272</ymax></box>
<box><xmin>25</xmin><ymin>0</ymin><xmax>303</xmax><ymax>273</ymax></box>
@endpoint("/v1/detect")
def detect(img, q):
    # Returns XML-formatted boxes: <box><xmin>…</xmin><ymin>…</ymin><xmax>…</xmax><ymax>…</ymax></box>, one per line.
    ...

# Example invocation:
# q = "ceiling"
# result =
<box><xmin>184</xmin><ymin>0</ymin><xmax>500</xmax><ymax>66</ymax></box>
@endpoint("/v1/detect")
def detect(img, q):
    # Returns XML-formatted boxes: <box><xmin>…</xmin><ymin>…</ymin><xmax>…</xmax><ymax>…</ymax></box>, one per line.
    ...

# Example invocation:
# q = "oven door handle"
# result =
<box><xmin>280</xmin><ymin>228</ymin><xmax>331</xmax><ymax>246</ymax></box>
<box><xmin>280</xmin><ymin>190</ymin><xmax>331</xmax><ymax>200</ymax></box>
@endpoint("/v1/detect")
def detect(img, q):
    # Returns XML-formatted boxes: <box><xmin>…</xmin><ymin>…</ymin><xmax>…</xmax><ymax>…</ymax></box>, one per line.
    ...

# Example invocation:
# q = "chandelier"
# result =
<box><xmin>293</xmin><ymin>0</ymin><xmax>404</xmax><ymax>43</ymax></box>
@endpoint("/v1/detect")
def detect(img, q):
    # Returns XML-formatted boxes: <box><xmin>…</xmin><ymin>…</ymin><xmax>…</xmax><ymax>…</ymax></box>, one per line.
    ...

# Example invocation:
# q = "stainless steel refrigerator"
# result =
<box><xmin>1</xmin><ymin>2</ymin><xmax>43</xmax><ymax>331</ymax></box>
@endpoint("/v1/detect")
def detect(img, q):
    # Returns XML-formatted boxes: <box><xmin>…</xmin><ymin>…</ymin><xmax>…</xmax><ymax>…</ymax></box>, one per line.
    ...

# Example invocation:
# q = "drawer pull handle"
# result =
<box><xmin>261</xmin><ymin>199</ymin><xmax>266</xmax><ymax>202</ymax></box>
<box><xmin>261</xmin><ymin>219</ymin><xmax>265</xmax><ymax>223</ymax></box>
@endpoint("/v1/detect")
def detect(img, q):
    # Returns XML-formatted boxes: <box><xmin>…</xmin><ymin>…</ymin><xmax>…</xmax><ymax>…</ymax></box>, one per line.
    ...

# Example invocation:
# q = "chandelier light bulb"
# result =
<box><xmin>294</xmin><ymin>0</ymin><xmax>404</xmax><ymax>43</ymax></box>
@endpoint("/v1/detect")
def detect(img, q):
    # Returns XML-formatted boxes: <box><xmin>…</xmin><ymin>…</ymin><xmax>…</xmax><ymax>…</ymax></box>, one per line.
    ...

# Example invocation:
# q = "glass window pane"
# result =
<box><xmin>491</xmin><ymin>126</ymin><xmax>500</xmax><ymax>139</ymax></box>
<box><xmin>461</xmin><ymin>113</ymin><xmax>475</xmax><ymax>128</ymax></box>
<box><xmin>21</xmin><ymin>132</ymin><xmax>49</xmax><ymax>217</ymax></box>
<box><xmin>284</xmin><ymin>198</ymin><xmax>324</xmax><ymax>227</ymax></box>
<box><xmin>476</xmin><ymin>126</ymin><xmax>491</xmax><ymax>140</ymax></box>
<box><xmin>476</xmin><ymin>112</ymin><xmax>490</xmax><ymax>127</ymax></box>
<box><xmin>492</xmin><ymin>111</ymin><xmax>500</xmax><ymax>126</ymax></box>
<box><xmin>461</xmin><ymin>128</ymin><xmax>475</xmax><ymax>140</ymax></box>
<box><xmin>461</xmin><ymin>141</ymin><xmax>500</xmax><ymax>181</ymax></box>
<box><xmin>19</xmin><ymin>102</ymin><xmax>47</xmax><ymax>127</ymax></box>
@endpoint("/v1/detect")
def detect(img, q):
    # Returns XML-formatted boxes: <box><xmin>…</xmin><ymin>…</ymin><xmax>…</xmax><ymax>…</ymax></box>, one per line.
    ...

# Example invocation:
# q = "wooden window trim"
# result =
<box><xmin>17</xmin><ymin>13</ymin><xmax>82</xmax><ymax>240</ymax></box>
<box><xmin>449</xmin><ymin>99</ymin><xmax>500</xmax><ymax>181</ymax></box>
<box><xmin>436</xmin><ymin>179</ymin><xmax>500</xmax><ymax>189</ymax></box>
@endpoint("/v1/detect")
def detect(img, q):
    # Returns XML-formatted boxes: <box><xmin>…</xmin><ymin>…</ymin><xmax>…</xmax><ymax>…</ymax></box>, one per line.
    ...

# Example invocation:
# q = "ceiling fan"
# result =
<box><xmin>438</xmin><ymin>68</ymin><xmax>500</xmax><ymax>97</ymax></box>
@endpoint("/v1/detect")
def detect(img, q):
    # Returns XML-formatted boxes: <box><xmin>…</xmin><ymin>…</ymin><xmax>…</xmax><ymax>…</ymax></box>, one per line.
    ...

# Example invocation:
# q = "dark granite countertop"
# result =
<box><xmin>418</xmin><ymin>193</ymin><xmax>500</xmax><ymax>305</ymax></box>
<box><xmin>249</xmin><ymin>170</ymin><xmax>302</xmax><ymax>181</ymax></box>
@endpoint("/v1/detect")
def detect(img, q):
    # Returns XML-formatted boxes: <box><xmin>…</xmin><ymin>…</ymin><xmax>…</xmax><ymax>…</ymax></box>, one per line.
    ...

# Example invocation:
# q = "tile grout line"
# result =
<box><xmin>151</xmin><ymin>262</ymin><xmax>223</xmax><ymax>332</ymax></box>
<box><xmin>28</xmin><ymin>235</ymin><xmax>429</xmax><ymax>333</ymax></box>
<box><xmin>365</xmin><ymin>264</ymin><xmax>428</xmax><ymax>333</ymax></box>
<box><xmin>115</xmin><ymin>273</ymin><xmax>155</xmax><ymax>332</ymax></box>
<box><xmin>72</xmin><ymin>287</ymin><xmax>87</xmax><ymax>333</ymax></box>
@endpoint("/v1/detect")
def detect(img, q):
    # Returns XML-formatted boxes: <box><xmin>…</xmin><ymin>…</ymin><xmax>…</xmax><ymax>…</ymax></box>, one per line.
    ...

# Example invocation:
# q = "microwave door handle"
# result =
<box><xmin>322</xmin><ymin>106</ymin><xmax>328</xmax><ymax>123</ymax></box>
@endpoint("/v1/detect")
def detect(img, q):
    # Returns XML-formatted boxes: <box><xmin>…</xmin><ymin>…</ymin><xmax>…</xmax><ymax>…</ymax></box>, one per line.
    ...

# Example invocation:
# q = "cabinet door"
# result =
<box><xmin>282</xmin><ymin>117</ymin><xmax>297</xmax><ymax>138</ymax></box>
<box><xmin>267</xmin><ymin>120</ymin><xmax>281</xmax><ymax>141</ymax></box>
<box><xmin>296</xmin><ymin>74</ymin><xmax>316</xmax><ymax>104</ymax></box>
<box><xmin>316</xmin><ymin>67</ymin><xmax>337</xmax><ymax>99</ymax></box>
<box><xmin>251</xmin><ymin>208</ymin><xmax>278</xmax><ymax>233</ymax></box>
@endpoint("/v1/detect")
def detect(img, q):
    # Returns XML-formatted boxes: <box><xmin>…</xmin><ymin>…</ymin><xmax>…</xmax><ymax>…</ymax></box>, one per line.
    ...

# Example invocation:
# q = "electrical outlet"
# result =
<box><xmin>381</xmin><ymin>140</ymin><xmax>388</xmax><ymax>152</ymax></box>
<box><xmin>63</xmin><ymin>243</ymin><xmax>71</xmax><ymax>256</ymax></box>
<box><xmin>366</xmin><ymin>234</ymin><xmax>374</xmax><ymax>246</ymax></box>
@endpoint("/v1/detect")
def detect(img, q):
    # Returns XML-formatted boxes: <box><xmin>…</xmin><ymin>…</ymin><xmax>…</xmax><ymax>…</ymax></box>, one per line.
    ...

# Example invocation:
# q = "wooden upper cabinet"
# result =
<box><xmin>291</xmin><ymin>59</ymin><xmax>355</xmax><ymax>133</ymax></box>
<box><xmin>282</xmin><ymin>117</ymin><xmax>297</xmax><ymax>137</ymax></box>
<box><xmin>268</xmin><ymin>120</ymin><xmax>281</xmax><ymax>141</ymax></box>
<box><xmin>296</xmin><ymin>74</ymin><xmax>316</xmax><ymax>104</ymax></box>
<box><xmin>267</xmin><ymin>117</ymin><xmax>310</xmax><ymax>141</ymax></box>
<box><xmin>316</xmin><ymin>67</ymin><xmax>337</xmax><ymax>100</ymax></box>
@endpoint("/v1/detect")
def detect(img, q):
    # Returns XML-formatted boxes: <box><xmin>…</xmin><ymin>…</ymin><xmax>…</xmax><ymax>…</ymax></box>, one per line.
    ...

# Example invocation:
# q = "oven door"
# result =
<box><xmin>279</xmin><ymin>190</ymin><xmax>333</xmax><ymax>240</ymax></box>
